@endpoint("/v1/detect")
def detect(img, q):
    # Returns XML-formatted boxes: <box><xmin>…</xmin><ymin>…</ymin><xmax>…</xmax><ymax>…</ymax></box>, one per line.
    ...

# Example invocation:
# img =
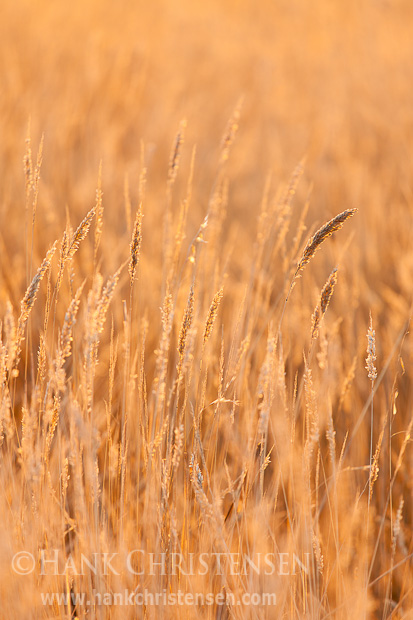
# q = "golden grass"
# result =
<box><xmin>0</xmin><ymin>0</ymin><xmax>413</xmax><ymax>618</ymax></box>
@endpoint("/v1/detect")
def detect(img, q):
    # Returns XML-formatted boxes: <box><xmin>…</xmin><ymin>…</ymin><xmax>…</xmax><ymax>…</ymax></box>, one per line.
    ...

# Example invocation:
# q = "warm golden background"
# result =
<box><xmin>0</xmin><ymin>0</ymin><xmax>412</xmax><ymax>618</ymax></box>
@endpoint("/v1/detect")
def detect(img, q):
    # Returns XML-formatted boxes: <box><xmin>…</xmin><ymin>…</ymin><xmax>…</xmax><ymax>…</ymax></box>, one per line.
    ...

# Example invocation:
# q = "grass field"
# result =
<box><xmin>0</xmin><ymin>0</ymin><xmax>412</xmax><ymax>617</ymax></box>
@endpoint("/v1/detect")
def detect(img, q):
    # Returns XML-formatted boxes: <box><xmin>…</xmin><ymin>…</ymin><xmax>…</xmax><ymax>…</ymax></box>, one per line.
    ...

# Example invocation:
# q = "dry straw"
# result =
<box><xmin>95</xmin><ymin>266</ymin><xmax>124</xmax><ymax>335</ymax></box>
<box><xmin>24</xmin><ymin>133</ymin><xmax>33</xmax><ymax>194</ymax></box>
<box><xmin>177</xmin><ymin>285</ymin><xmax>195</xmax><ymax>373</ymax></box>
<box><xmin>311</xmin><ymin>268</ymin><xmax>338</xmax><ymax>340</ymax></box>
<box><xmin>284</xmin><ymin>208</ymin><xmax>356</xmax><ymax>307</ymax></box>
<box><xmin>93</xmin><ymin>163</ymin><xmax>104</xmax><ymax>263</ymax></box>
<box><xmin>16</xmin><ymin>241</ymin><xmax>57</xmax><ymax>366</ymax></box>
<box><xmin>129</xmin><ymin>207</ymin><xmax>143</xmax><ymax>285</ymax></box>
<box><xmin>369</xmin><ymin>426</ymin><xmax>384</xmax><ymax>500</ymax></box>
<box><xmin>59</xmin><ymin>282</ymin><xmax>85</xmax><ymax>361</ymax></box>
<box><xmin>54</xmin><ymin>281</ymin><xmax>85</xmax><ymax>391</ymax></box>
<box><xmin>295</xmin><ymin>208</ymin><xmax>356</xmax><ymax>278</ymax></box>
<box><xmin>168</xmin><ymin>119</ymin><xmax>186</xmax><ymax>188</ymax></box>
<box><xmin>55</xmin><ymin>228</ymin><xmax>69</xmax><ymax>296</ymax></box>
<box><xmin>220</xmin><ymin>98</ymin><xmax>243</xmax><ymax>164</ymax></box>
<box><xmin>66</xmin><ymin>205</ymin><xmax>96</xmax><ymax>262</ymax></box>
<box><xmin>392</xmin><ymin>497</ymin><xmax>404</xmax><ymax>555</ymax></box>
<box><xmin>366</xmin><ymin>313</ymin><xmax>377</xmax><ymax>382</ymax></box>
<box><xmin>203</xmin><ymin>287</ymin><xmax>224</xmax><ymax>345</ymax></box>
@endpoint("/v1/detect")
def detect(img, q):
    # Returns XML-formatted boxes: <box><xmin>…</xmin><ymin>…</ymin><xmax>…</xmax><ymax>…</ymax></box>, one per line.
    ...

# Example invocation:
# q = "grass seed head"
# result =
<box><xmin>296</xmin><ymin>209</ymin><xmax>357</xmax><ymax>277</ymax></box>
<box><xmin>129</xmin><ymin>207</ymin><xmax>143</xmax><ymax>285</ymax></box>
<box><xmin>366</xmin><ymin>313</ymin><xmax>377</xmax><ymax>382</ymax></box>
<box><xmin>311</xmin><ymin>268</ymin><xmax>338</xmax><ymax>340</ymax></box>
